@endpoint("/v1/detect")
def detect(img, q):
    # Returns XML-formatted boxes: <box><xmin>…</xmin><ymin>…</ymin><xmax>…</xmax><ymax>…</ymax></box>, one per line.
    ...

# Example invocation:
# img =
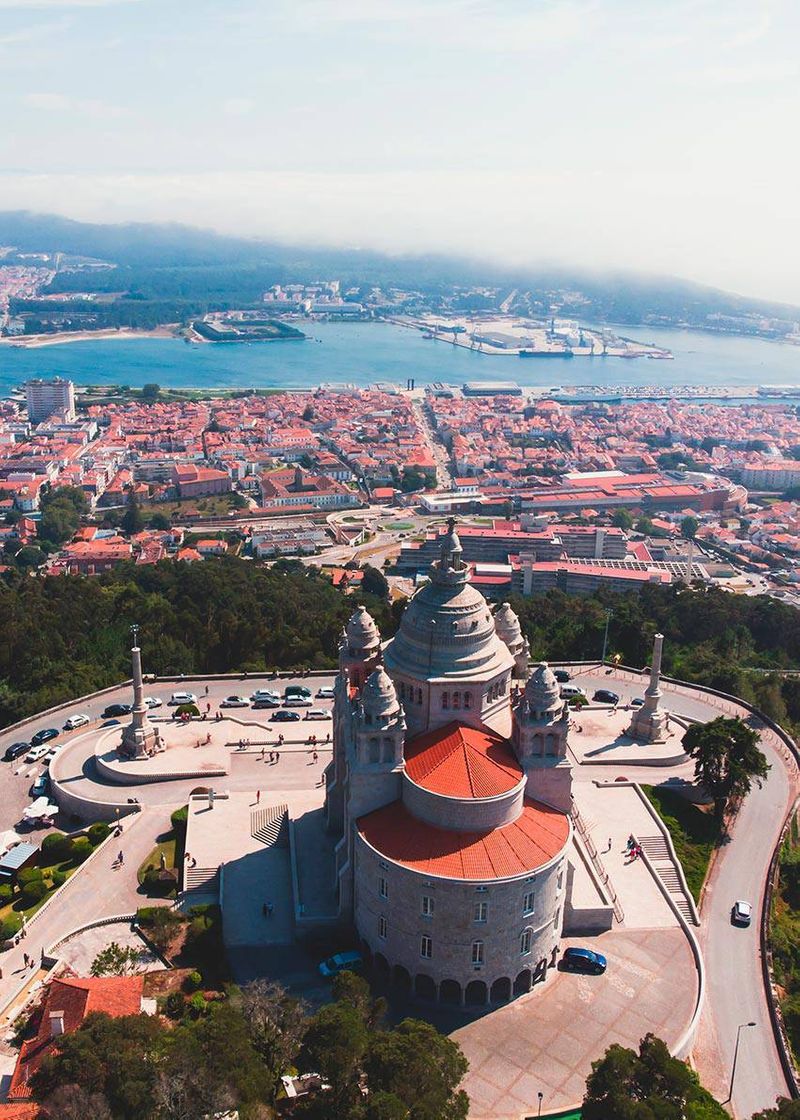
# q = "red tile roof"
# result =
<box><xmin>404</xmin><ymin>721</ymin><xmax>522</xmax><ymax>799</ymax></box>
<box><xmin>358</xmin><ymin>798</ymin><xmax>569</xmax><ymax>879</ymax></box>
<box><xmin>8</xmin><ymin>975</ymin><xmax>144</xmax><ymax>1100</ymax></box>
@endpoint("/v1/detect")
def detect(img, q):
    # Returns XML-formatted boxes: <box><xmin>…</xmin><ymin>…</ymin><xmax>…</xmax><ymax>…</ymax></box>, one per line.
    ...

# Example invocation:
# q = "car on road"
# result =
<box><xmin>251</xmin><ymin>690</ymin><xmax>281</xmax><ymax>703</ymax></box>
<box><xmin>562</xmin><ymin>947</ymin><xmax>607</xmax><ymax>975</ymax></box>
<box><xmin>560</xmin><ymin>685</ymin><xmax>586</xmax><ymax>700</ymax></box>
<box><xmin>63</xmin><ymin>713</ymin><xmax>90</xmax><ymax>731</ymax></box>
<box><xmin>304</xmin><ymin>708</ymin><xmax>331</xmax><ymax>720</ymax></box>
<box><xmin>30</xmin><ymin>773</ymin><xmax>50</xmax><ymax>798</ymax></box>
<box><xmin>732</xmin><ymin>900</ymin><xmax>752</xmax><ymax>927</ymax></box>
<box><xmin>30</xmin><ymin>728</ymin><xmax>59</xmax><ymax>748</ymax></box>
<box><xmin>144</xmin><ymin>696</ymin><xmax>163</xmax><ymax>709</ymax></box>
<box><xmin>220</xmin><ymin>695</ymin><xmax>250</xmax><ymax>708</ymax></box>
<box><xmin>592</xmin><ymin>689</ymin><xmax>620</xmax><ymax>705</ymax></box>
<box><xmin>169</xmin><ymin>692</ymin><xmax>198</xmax><ymax>706</ymax></box>
<box><xmin>284</xmin><ymin>686</ymin><xmax>312</xmax><ymax>701</ymax></box>
<box><xmin>25</xmin><ymin>744</ymin><xmax>51</xmax><ymax>763</ymax></box>
<box><xmin>630</xmin><ymin>697</ymin><xmax>645</xmax><ymax>708</ymax></box>
<box><xmin>284</xmin><ymin>696</ymin><xmax>313</xmax><ymax>707</ymax></box>
<box><xmin>4</xmin><ymin>742</ymin><xmax>29</xmax><ymax>762</ymax></box>
<box><xmin>316</xmin><ymin>686</ymin><xmax>335</xmax><ymax>699</ymax></box>
<box><xmin>252</xmin><ymin>697</ymin><xmax>281</xmax><ymax>710</ymax></box>
<box><xmin>44</xmin><ymin>744</ymin><xmax>64</xmax><ymax>764</ymax></box>
<box><xmin>319</xmin><ymin>950</ymin><xmax>363</xmax><ymax>978</ymax></box>
<box><xmin>102</xmin><ymin>703</ymin><xmax>132</xmax><ymax>719</ymax></box>
<box><xmin>554</xmin><ymin>669</ymin><xmax>571</xmax><ymax>683</ymax></box>
<box><xmin>271</xmin><ymin>710</ymin><xmax>301</xmax><ymax>722</ymax></box>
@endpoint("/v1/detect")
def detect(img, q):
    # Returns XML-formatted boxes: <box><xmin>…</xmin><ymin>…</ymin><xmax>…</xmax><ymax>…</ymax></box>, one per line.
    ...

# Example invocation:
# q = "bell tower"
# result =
<box><xmin>512</xmin><ymin>662</ymin><xmax>573</xmax><ymax>812</ymax></box>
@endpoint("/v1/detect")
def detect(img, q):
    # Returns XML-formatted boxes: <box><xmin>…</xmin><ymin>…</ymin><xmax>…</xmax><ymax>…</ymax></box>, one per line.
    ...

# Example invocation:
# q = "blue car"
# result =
<box><xmin>562</xmin><ymin>947</ymin><xmax>607</xmax><ymax>975</ymax></box>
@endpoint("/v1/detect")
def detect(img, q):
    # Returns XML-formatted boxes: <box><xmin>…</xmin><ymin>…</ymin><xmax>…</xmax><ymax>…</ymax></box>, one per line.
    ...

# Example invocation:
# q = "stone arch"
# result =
<box><xmin>490</xmin><ymin>976</ymin><xmax>511</xmax><ymax>1003</ymax></box>
<box><xmin>513</xmin><ymin>968</ymin><xmax>532</xmax><ymax>996</ymax></box>
<box><xmin>439</xmin><ymin>978</ymin><xmax>461</xmax><ymax>1005</ymax></box>
<box><xmin>392</xmin><ymin>964</ymin><xmax>412</xmax><ymax>994</ymax></box>
<box><xmin>465</xmin><ymin>979</ymin><xmax>487</xmax><ymax>1006</ymax></box>
<box><xmin>374</xmin><ymin>952</ymin><xmax>390</xmax><ymax>978</ymax></box>
<box><xmin>545</xmin><ymin>732</ymin><xmax>556</xmax><ymax>755</ymax></box>
<box><xmin>415</xmin><ymin>973</ymin><xmax>436</xmax><ymax>1001</ymax></box>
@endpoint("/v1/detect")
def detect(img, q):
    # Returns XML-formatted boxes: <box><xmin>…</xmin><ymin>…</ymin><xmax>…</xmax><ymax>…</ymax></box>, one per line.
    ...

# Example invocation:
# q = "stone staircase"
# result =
<box><xmin>183</xmin><ymin>865</ymin><xmax>220</xmax><ymax>901</ymax></box>
<box><xmin>251</xmin><ymin>804</ymin><xmax>288</xmax><ymax>848</ymax></box>
<box><xmin>636</xmin><ymin>835</ymin><xmax>697</xmax><ymax>925</ymax></box>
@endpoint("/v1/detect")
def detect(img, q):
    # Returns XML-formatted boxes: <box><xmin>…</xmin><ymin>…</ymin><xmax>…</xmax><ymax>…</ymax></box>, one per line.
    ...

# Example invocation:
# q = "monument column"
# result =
<box><xmin>628</xmin><ymin>632</ymin><xmax>669</xmax><ymax>743</ymax></box>
<box><xmin>120</xmin><ymin>625</ymin><xmax>160</xmax><ymax>759</ymax></box>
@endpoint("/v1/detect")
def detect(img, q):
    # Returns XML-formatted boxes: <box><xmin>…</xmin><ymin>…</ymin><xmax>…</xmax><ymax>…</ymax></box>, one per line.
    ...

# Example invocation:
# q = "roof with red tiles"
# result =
<box><xmin>404</xmin><ymin>721</ymin><xmax>522</xmax><ymax>799</ymax></box>
<box><xmin>8</xmin><ymin>975</ymin><xmax>144</xmax><ymax>1100</ymax></box>
<box><xmin>358</xmin><ymin>798</ymin><xmax>569</xmax><ymax>880</ymax></box>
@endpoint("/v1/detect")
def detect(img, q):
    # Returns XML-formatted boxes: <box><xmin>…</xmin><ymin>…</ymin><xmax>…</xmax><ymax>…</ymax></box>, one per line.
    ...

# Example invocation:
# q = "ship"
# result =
<box><xmin>519</xmin><ymin>348</ymin><xmax>573</xmax><ymax>358</ymax></box>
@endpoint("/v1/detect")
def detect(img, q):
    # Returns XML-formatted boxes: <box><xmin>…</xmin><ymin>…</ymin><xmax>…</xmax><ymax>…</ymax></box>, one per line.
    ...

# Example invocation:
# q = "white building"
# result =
<box><xmin>24</xmin><ymin>378</ymin><xmax>76</xmax><ymax>424</ymax></box>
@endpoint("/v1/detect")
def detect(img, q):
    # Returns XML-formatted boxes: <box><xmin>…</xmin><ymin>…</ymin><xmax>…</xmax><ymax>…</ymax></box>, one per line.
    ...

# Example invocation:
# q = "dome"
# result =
<box><xmin>524</xmin><ymin>662</ymin><xmax>561</xmax><ymax>714</ymax></box>
<box><xmin>494</xmin><ymin>602</ymin><xmax>523</xmax><ymax>649</ymax></box>
<box><xmin>383</xmin><ymin>574</ymin><xmax>514</xmax><ymax>682</ymax></box>
<box><xmin>361</xmin><ymin>666</ymin><xmax>400</xmax><ymax>720</ymax></box>
<box><xmin>346</xmin><ymin>605</ymin><xmax>380</xmax><ymax>652</ymax></box>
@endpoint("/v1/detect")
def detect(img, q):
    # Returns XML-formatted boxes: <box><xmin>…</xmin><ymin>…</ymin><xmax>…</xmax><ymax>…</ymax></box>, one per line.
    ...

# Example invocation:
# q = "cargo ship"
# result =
<box><xmin>519</xmin><ymin>348</ymin><xmax>573</xmax><ymax>358</ymax></box>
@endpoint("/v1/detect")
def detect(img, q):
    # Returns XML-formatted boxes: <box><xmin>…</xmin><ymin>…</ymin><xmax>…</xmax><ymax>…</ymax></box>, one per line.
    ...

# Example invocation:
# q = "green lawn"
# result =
<box><xmin>642</xmin><ymin>785</ymin><xmax>721</xmax><ymax>902</ymax></box>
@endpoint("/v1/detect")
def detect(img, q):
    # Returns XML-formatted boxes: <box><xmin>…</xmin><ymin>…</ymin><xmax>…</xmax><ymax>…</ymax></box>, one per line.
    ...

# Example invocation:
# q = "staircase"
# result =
<box><xmin>636</xmin><ymin>835</ymin><xmax>697</xmax><ymax>924</ymax></box>
<box><xmin>251</xmin><ymin>804</ymin><xmax>288</xmax><ymax>848</ymax></box>
<box><xmin>183</xmin><ymin>865</ymin><xmax>220</xmax><ymax>901</ymax></box>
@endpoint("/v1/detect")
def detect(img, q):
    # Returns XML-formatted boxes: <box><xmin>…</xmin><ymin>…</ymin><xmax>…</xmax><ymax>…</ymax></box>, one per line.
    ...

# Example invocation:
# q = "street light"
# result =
<box><xmin>601</xmin><ymin>609</ymin><xmax>612</xmax><ymax>664</ymax></box>
<box><xmin>725</xmin><ymin>1020</ymin><xmax>756</xmax><ymax>1103</ymax></box>
<box><xmin>537</xmin><ymin>1091</ymin><xmax>543</xmax><ymax>1117</ymax></box>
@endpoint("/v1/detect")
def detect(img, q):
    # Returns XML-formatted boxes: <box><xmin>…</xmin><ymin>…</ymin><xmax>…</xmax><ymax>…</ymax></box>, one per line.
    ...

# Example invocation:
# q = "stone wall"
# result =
<box><xmin>401</xmin><ymin>771</ymin><xmax>524</xmax><ymax>831</ymax></box>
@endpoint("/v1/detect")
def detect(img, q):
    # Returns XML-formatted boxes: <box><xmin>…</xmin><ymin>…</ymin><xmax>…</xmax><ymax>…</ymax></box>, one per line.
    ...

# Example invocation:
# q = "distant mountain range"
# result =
<box><xmin>0</xmin><ymin>210</ymin><xmax>797</xmax><ymax>327</ymax></box>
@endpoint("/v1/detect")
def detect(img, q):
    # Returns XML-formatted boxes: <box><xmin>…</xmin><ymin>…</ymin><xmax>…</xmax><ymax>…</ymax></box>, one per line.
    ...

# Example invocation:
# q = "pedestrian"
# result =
<box><xmin>185</xmin><ymin>851</ymin><xmax>191</xmax><ymax>861</ymax></box>
<box><xmin>239</xmin><ymin>738</ymin><xmax>243</xmax><ymax>750</ymax></box>
<box><xmin>326</xmin><ymin>732</ymin><xmax>330</xmax><ymax>743</ymax></box>
<box><xmin>256</xmin><ymin>789</ymin><xmax>260</xmax><ymax>804</ymax></box>
<box><xmin>23</xmin><ymin>953</ymin><xmax>29</xmax><ymax>968</ymax></box>
<box><xmin>260</xmin><ymin>747</ymin><xmax>265</xmax><ymax>761</ymax></box>
<box><xmin>118</xmin><ymin>850</ymin><xmax>124</xmax><ymax>865</ymax></box>
<box><xmin>274</xmin><ymin>751</ymin><xmax>280</xmax><ymax>764</ymax></box>
<box><xmin>205</xmin><ymin>685</ymin><xmax>209</xmax><ymax>696</ymax></box>
<box><xmin>605</xmin><ymin>838</ymin><xmax>612</xmax><ymax>853</ymax></box>
<box><xmin>313</xmin><ymin>750</ymin><xmax>318</xmax><ymax>764</ymax></box>
<box><xmin>191</xmin><ymin>856</ymin><xmax>196</xmax><ymax>868</ymax></box>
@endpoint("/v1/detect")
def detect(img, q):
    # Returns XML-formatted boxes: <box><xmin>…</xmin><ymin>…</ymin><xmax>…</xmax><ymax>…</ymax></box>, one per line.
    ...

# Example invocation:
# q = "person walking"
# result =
<box><xmin>256</xmin><ymin>789</ymin><xmax>260</xmax><ymax>804</ymax></box>
<box><xmin>117</xmin><ymin>850</ymin><xmax>124</xmax><ymax>865</ymax></box>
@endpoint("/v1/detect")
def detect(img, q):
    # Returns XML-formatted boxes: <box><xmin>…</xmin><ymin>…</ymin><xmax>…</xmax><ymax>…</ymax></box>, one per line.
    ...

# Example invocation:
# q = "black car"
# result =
<box><xmin>252</xmin><ymin>698</ymin><xmax>281</xmax><ymax>709</ymax></box>
<box><xmin>4</xmin><ymin>741</ymin><xmax>29</xmax><ymax>762</ymax></box>
<box><xmin>30</xmin><ymin>728</ymin><xmax>59</xmax><ymax>747</ymax></box>
<box><xmin>103</xmin><ymin>703</ymin><xmax>132</xmax><ymax>719</ymax></box>
<box><xmin>554</xmin><ymin>669</ymin><xmax>571</xmax><ymax>683</ymax></box>
<box><xmin>562</xmin><ymin>947</ymin><xmax>607</xmax><ymax>975</ymax></box>
<box><xmin>271</xmin><ymin>710</ymin><xmax>301</xmax><ymax>722</ymax></box>
<box><xmin>593</xmin><ymin>689</ymin><xmax>620</xmax><ymax>705</ymax></box>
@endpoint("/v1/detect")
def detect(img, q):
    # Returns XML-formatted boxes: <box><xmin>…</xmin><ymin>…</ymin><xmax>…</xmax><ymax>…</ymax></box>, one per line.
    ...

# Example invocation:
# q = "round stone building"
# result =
<box><xmin>325</xmin><ymin>521</ymin><xmax>573</xmax><ymax>1006</ymax></box>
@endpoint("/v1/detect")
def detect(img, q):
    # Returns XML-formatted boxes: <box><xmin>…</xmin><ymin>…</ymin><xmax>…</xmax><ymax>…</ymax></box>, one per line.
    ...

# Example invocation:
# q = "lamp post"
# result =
<box><xmin>537</xmin><ymin>1091</ymin><xmax>543</xmax><ymax>1117</ymax></box>
<box><xmin>726</xmin><ymin>1020</ymin><xmax>756</xmax><ymax>1103</ymax></box>
<box><xmin>601</xmin><ymin>609</ymin><xmax>612</xmax><ymax>664</ymax></box>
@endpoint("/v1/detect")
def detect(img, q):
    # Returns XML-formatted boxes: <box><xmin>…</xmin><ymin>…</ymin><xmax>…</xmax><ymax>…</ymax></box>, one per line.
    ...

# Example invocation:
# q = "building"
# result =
<box><xmin>325</xmin><ymin>521</ymin><xmax>573</xmax><ymax>1007</ymax></box>
<box><xmin>24</xmin><ymin>379</ymin><xmax>76</xmax><ymax>425</ymax></box>
<box><xmin>171</xmin><ymin>464</ymin><xmax>231</xmax><ymax>498</ymax></box>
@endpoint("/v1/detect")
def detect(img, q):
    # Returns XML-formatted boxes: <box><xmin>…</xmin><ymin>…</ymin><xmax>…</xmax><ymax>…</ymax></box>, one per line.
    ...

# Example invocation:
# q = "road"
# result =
<box><xmin>412</xmin><ymin>397</ymin><xmax>453</xmax><ymax>488</ymax></box>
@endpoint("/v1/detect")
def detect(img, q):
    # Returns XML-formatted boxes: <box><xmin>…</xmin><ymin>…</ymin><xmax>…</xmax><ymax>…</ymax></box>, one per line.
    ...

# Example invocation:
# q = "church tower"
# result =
<box><xmin>512</xmin><ymin>661</ymin><xmax>573</xmax><ymax>813</ymax></box>
<box><xmin>494</xmin><ymin>602</ymin><xmax>531</xmax><ymax>679</ymax></box>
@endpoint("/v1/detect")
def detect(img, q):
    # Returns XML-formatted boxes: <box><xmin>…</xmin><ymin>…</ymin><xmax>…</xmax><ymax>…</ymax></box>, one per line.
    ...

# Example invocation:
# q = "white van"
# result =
<box><xmin>560</xmin><ymin>685</ymin><xmax>587</xmax><ymax>700</ymax></box>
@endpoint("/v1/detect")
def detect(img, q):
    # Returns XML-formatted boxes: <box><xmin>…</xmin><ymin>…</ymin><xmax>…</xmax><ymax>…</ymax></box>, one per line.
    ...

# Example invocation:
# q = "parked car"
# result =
<box><xmin>560</xmin><ymin>685</ymin><xmax>586</xmax><ymax>700</ymax></box>
<box><xmin>316</xmin><ymin>686</ymin><xmax>335</xmax><ymax>699</ymax></box>
<box><xmin>592</xmin><ymin>689</ymin><xmax>620</xmax><ymax>705</ymax></box>
<box><xmin>318</xmin><ymin>950</ymin><xmax>363</xmax><ymax>978</ymax></box>
<box><xmin>284</xmin><ymin>686</ymin><xmax>312</xmax><ymax>700</ymax></box>
<box><xmin>30</xmin><ymin>728</ymin><xmax>59</xmax><ymax>748</ymax></box>
<box><xmin>64</xmin><ymin>713</ymin><xmax>90</xmax><ymax>731</ymax></box>
<box><xmin>304</xmin><ymin>708</ymin><xmax>331</xmax><ymax>720</ymax></box>
<box><xmin>554</xmin><ymin>669</ymin><xmax>571</xmax><ymax>683</ymax></box>
<box><xmin>252</xmin><ymin>697</ymin><xmax>281</xmax><ymax>710</ymax></box>
<box><xmin>4</xmin><ymin>742</ymin><xmax>29</xmax><ymax>762</ymax></box>
<box><xmin>25</xmin><ymin>744</ymin><xmax>51</xmax><ymax>763</ymax></box>
<box><xmin>271</xmin><ymin>710</ymin><xmax>301</xmax><ymax>722</ymax></box>
<box><xmin>732</xmin><ymin>900</ymin><xmax>752</xmax><ymax>927</ymax></box>
<box><xmin>103</xmin><ymin>703</ymin><xmax>132</xmax><ymax>719</ymax></box>
<box><xmin>220</xmin><ymin>695</ymin><xmax>250</xmax><ymax>708</ymax></box>
<box><xmin>630</xmin><ymin>697</ymin><xmax>645</xmax><ymax>708</ymax></box>
<box><xmin>284</xmin><ymin>696</ymin><xmax>313</xmax><ymax>707</ymax></box>
<box><xmin>169</xmin><ymin>692</ymin><xmax>198</xmax><ymax>706</ymax></box>
<box><xmin>562</xmin><ymin>947</ymin><xmax>607</xmax><ymax>975</ymax></box>
<box><xmin>251</xmin><ymin>690</ymin><xmax>281</xmax><ymax>703</ymax></box>
<box><xmin>30</xmin><ymin>773</ymin><xmax>50</xmax><ymax>798</ymax></box>
<box><xmin>144</xmin><ymin>696</ymin><xmax>163</xmax><ymax>709</ymax></box>
<box><xmin>44</xmin><ymin>745</ymin><xmax>64</xmax><ymax>764</ymax></box>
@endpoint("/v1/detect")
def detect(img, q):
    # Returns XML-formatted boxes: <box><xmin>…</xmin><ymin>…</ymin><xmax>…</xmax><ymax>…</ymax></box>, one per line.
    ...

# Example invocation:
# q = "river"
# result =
<box><xmin>0</xmin><ymin>322</ymin><xmax>798</xmax><ymax>396</ymax></box>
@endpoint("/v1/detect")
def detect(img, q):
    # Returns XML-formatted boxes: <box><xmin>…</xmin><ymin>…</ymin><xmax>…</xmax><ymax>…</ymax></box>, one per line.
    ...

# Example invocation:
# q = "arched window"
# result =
<box><xmin>417</xmin><ymin>688</ymin><xmax>423</xmax><ymax>704</ymax></box>
<box><xmin>382</xmin><ymin>737</ymin><xmax>394</xmax><ymax>762</ymax></box>
<box><xmin>442</xmin><ymin>692</ymin><xmax>449</xmax><ymax>709</ymax></box>
<box><xmin>452</xmin><ymin>692</ymin><xmax>460</xmax><ymax>709</ymax></box>
<box><xmin>471</xmin><ymin>940</ymin><xmax>484</xmax><ymax>965</ymax></box>
<box><xmin>520</xmin><ymin>927</ymin><xmax>532</xmax><ymax>956</ymax></box>
<box><xmin>463</xmin><ymin>692</ymin><xmax>472</xmax><ymax>709</ymax></box>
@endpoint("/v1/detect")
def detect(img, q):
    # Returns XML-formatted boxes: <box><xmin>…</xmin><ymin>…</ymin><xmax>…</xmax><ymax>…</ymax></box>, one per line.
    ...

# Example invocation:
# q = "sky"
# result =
<box><xmin>0</xmin><ymin>0</ymin><xmax>798</xmax><ymax>303</ymax></box>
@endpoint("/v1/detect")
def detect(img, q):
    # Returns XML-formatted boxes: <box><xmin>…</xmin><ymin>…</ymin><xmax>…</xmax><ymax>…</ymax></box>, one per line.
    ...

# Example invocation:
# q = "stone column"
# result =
<box><xmin>120</xmin><ymin>625</ymin><xmax>159</xmax><ymax>760</ymax></box>
<box><xmin>628</xmin><ymin>632</ymin><xmax>668</xmax><ymax>743</ymax></box>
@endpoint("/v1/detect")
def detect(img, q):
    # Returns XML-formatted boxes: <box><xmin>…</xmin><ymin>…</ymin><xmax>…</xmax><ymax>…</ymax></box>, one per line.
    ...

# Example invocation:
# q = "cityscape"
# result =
<box><xmin>0</xmin><ymin>0</ymin><xmax>799</xmax><ymax>1118</ymax></box>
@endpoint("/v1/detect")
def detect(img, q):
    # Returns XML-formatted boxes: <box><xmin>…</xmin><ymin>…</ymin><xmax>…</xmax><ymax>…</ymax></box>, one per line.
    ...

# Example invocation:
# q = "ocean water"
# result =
<box><xmin>0</xmin><ymin>321</ymin><xmax>798</xmax><ymax>396</ymax></box>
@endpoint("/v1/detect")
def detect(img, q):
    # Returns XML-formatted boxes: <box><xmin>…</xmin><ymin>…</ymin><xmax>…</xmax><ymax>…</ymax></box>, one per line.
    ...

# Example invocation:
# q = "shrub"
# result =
<box><xmin>87</xmin><ymin>822</ymin><xmax>110</xmax><ymax>846</ymax></box>
<box><xmin>17</xmin><ymin>867</ymin><xmax>43</xmax><ymax>887</ymax></box>
<box><xmin>164</xmin><ymin>991</ymin><xmax>185</xmax><ymax>1019</ymax></box>
<box><xmin>0</xmin><ymin>914</ymin><xmax>22</xmax><ymax>941</ymax></box>
<box><xmin>183</xmin><ymin>970</ymin><xmax>202</xmax><ymax>993</ymax></box>
<box><xmin>0</xmin><ymin>884</ymin><xmax>12</xmax><ymax>904</ymax></box>
<box><xmin>51</xmin><ymin>868</ymin><xmax>67</xmax><ymax>888</ymax></box>
<box><xmin>174</xmin><ymin>704</ymin><xmax>199</xmax><ymax>718</ymax></box>
<box><xmin>20</xmin><ymin>880</ymin><xmax>47</xmax><ymax>906</ymax></box>
<box><xmin>71</xmin><ymin>837</ymin><xmax>92</xmax><ymax>864</ymax></box>
<box><xmin>42</xmin><ymin>832</ymin><xmax>73</xmax><ymax>861</ymax></box>
<box><xmin>188</xmin><ymin>991</ymin><xmax>208</xmax><ymax>1018</ymax></box>
<box><xmin>170</xmin><ymin>806</ymin><xmax>189</xmax><ymax>833</ymax></box>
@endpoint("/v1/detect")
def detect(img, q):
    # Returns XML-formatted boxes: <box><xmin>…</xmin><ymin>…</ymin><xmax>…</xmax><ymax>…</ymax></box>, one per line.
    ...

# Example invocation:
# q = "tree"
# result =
<box><xmin>300</xmin><ymin>1001</ymin><xmax>369</xmax><ymax>1114</ymax></box>
<box><xmin>39</xmin><ymin>1083</ymin><xmax>113</xmax><ymax>1120</ymax></box>
<box><xmin>90</xmin><ymin>941</ymin><xmax>143</xmax><ymax>976</ymax></box>
<box><xmin>362</xmin><ymin>565</ymin><xmax>389</xmax><ymax>599</ymax></box>
<box><xmin>38</xmin><ymin>485</ymin><xmax>88</xmax><ymax>547</ymax></box>
<box><xmin>611</xmin><ymin>508</ymin><xmax>633</xmax><ymax>530</ymax></box>
<box><xmin>141</xmin><ymin>383</ymin><xmax>160</xmax><ymax>402</ymax></box>
<box><xmin>635</xmin><ymin>516</ymin><xmax>654</xmax><ymax>535</ymax></box>
<box><xmin>14</xmin><ymin>545</ymin><xmax>46</xmax><ymax>568</ymax></box>
<box><xmin>364</xmin><ymin>1019</ymin><xmax>469</xmax><ymax>1120</ymax></box>
<box><xmin>582</xmin><ymin>1033</ymin><xmax>727</xmax><ymax>1120</ymax></box>
<box><xmin>230</xmin><ymin>490</ymin><xmax>249</xmax><ymax>510</ymax></box>
<box><xmin>240</xmin><ymin>978</ymin><xmax>308</xmax><ymax>1098</ymax></box>
<box><xmin>149</xmin><ymin>511</ymin><xmax>172</xmax><ymax>531</ymax></box>
<box><xmin>681</xmin><ymin>515</ymin><xmax>699</xmax><ymax>540</ymax></box>
<box><xmin>121</xmin><ymin>490</ymin><xmax>144</xmax><ymax>536</ymax></box>
<box><xmin>751</xmin><ymin>1103</ymin><xmax>800</xmax><ymax>1120</ymax></box>
<box><xmin>682</xmin><ymin>717</ymin><xmax>770</xmax><ymax>823</ymax></box>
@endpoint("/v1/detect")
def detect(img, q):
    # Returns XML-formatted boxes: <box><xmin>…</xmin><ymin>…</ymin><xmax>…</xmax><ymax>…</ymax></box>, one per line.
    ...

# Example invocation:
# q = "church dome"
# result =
<box><xmin>494</xmin><ymin>602</ymin><xmax>523</xmax><ymax>650</ymax></box>
<box><xmin>361</xmin><ymin>666</ymin><xmax>400</xmax><ymax>720</ymax></box>
<box><xmin>524</xmin><ymin>662</ymin><xmax>561</xmax><ymax>714</ymax></box>
<box><xmin>346</xmin><ymin>605</ymin><xmax>380</xmax><ymax>652</ymax></box>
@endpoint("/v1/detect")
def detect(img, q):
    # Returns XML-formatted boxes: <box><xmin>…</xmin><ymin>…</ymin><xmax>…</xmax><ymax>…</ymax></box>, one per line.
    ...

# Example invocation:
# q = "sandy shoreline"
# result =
<box><xmin>0</xmin><ymin>326</ymin><xmax>180</xmax><ymax>349</ymax></box>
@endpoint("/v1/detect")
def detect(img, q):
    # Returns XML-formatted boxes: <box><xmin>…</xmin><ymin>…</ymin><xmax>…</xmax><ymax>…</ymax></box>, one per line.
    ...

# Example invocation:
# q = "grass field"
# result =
<box><xmin>641</xmin><ymin>785</ymin><xmax>720</xmax><ymax>902</ymax></box>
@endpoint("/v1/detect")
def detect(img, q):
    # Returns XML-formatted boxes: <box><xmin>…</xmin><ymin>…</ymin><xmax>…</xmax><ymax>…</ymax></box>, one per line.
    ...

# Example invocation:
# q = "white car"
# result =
<box><xmin>44</xmin><ymin>745</ymin><xmax>64</xmax><ymax>764</ymax></box>
<box><xmin>220</xmin><ymin>695</ymin><xmax>250</xmax><ymax>708</ymax></box>
<box><xmin>144</xmin><ymin>696</ymin><xmax>163</xmax><ymax>709</ymax></box>
<box><xmin>560</xmin><ymin>685</ymin><xmax>587</xmax><ymax>700</ymax></box>
<box><xmin>304</xmin><ymin>708</ymin><xmax>331</xmax><ymax>720</ymax></box>
<box><xmin>25</xmin><ymin>744</ymin><xmax>50</xmax><ymax>763</ymax></box>
<box><xmin>63</xmin><ymin>713</ymin><xmax>90</xmax><ymax>731</ymax></box>
<box><xmin>732</xmin><ymin>900</ymin><xmax>752</xmax><ymax>926</ymax></box>
<box><xmin>283</xmin><ymin>696</ymin><xmax>313</xmax><ymax>707</ymax></box>
<box><xmin>316</xmin><ymin>686</ymin><xmax>335</xmax><ymax>699</ymax></box>
<box><xmin>169</xmin><ymin>692</ymin><xmax>198</xmax><ymax>706</ymax></box>
<box><xmin>251</xmin><ymin>689</ymin><xmax>280</xmax><ymax>703</ymax></box>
